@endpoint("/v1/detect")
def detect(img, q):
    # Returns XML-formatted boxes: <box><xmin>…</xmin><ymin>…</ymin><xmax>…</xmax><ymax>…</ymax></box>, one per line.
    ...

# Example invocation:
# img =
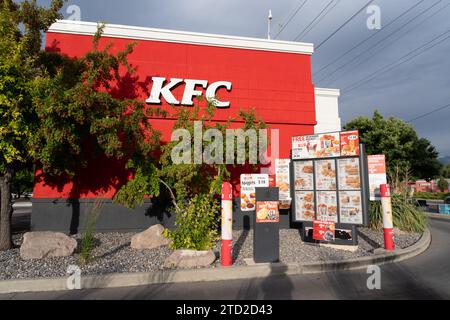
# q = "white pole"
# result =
<box><xmin>268</xmin><ymin>9</ymin><xmax>273</xmax><ymax>40</ymax></box>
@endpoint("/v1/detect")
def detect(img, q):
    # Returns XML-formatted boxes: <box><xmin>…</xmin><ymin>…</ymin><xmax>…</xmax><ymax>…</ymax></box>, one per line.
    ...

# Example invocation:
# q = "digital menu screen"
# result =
<box><xmin>338</xmin><ymin>158</ymin><xmax>361</xmax><ymax>190</ymax></box>
<box><xmin>316</xmin><ymin>191</ymin><xmax>338</xmax><ymax>222</ymax></box>
<box><xmin>294</xmin><ymin>161</ymin><xmax>314</xmax><ymax>191</ymax></box>
<box><xmin>339</xmin><ymin>191</ymin><xmax>363</xmax><ymax>224</ymax></box>
<box><xmin>315</xmin><ymin>160</ymin><xmax>337</xmax><ymax>190</ymax></box>
<box><xmin>294</xmin><ymin>191</ymin><xmax>315</xmax><ymax>221</ymax></box>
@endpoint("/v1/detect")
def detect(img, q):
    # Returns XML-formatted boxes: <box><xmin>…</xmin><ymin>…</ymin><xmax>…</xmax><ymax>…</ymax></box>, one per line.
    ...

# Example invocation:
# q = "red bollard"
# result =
<box><xmin>380</xmin><ymin>184</ymin><xmax>395</xmax><ymax>251</ymax></box>
<box><xmin>221</xmin><ymin>182</ymin><xmax>233</xmax><ymax>266</ymax></box>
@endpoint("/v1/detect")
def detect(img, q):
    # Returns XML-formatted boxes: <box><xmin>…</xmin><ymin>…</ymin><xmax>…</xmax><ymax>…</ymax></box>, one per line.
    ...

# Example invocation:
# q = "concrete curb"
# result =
<box><xmin>425</xmin><ymin>213</ymin><xmax>450</xmax><ymax>219</ymax></box>
<box><xmin>0</xmin><ymin>228</ymin><xmax>431</xmax><ymax>294</ymax></box>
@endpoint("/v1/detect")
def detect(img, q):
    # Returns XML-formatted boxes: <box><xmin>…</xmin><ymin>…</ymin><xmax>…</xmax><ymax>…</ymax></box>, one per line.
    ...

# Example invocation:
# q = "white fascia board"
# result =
<box><xmin>314</xmin><ymin>87</ymin><xmax>340</xmax><ymax>97</ymax></box>
<box><xmin>48</xmin><ymin>20</ymin><xmax>314</xmax><ymax>55</ymax></box>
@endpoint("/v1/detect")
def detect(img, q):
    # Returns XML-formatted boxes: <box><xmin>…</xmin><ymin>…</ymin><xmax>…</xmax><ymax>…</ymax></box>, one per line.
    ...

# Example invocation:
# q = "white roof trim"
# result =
<box><xmin>315</xmin><ymin>87</ymin><xmax>341</xmax><ymax>97</ymax></box>
<box><xmin>47</xmin><ymin>20</ymin><xmax>314</xmax><ymax>55</ymax></box>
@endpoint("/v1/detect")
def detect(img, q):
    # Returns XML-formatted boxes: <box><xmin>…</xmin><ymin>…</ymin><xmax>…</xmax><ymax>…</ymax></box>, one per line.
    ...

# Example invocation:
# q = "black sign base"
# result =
<box><xmin>253</xmin><ymin>187</ymin><xmax>280</xmax><ymax>263</ymax></box>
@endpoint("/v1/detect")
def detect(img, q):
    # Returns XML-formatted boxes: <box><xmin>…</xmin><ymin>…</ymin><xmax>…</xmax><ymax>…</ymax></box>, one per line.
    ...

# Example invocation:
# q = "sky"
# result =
<box><xmin>35</xmin><ymin>0</ymin><xmax>450</xmax><ymax>159</ymax></box>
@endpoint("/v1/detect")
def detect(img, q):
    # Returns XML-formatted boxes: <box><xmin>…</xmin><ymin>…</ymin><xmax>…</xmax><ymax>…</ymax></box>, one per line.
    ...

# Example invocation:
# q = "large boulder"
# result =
<box><xmin>131</xmin><ymin>224</ymin><xmax>171</xmax><ymax>250</ymax></box>
<box><xmin>20</xmin><ymin>232</ymin><xmax>77</xmax><ymax>260</ymax></box>
<box><xmin>164</xmin><ymin>249</ymin><xmax>216</xmax><ymax>269</ymax></box>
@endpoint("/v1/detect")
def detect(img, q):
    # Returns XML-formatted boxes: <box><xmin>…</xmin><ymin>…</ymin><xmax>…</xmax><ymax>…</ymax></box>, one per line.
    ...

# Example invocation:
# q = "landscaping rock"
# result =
<box><xmin>164</xmin><ymin>249</ymin><xmax>216</xmax><ymax>269</ymax></box>
<box><xmin>131</xmin><ymin>224</ymin><xmax>171</xmax><ymax>250</ymax></box>
<box><xmin>20</xmin><ymin>232</ymin><xmax>77</xmax><ymax>260</ymax></box>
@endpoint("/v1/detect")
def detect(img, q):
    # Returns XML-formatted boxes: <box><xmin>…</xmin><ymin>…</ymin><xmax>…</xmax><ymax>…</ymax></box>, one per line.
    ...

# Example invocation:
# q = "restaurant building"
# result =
<box><xmin>32</xmin><ymin>20</ymin><xmax>342</xmax><ymax>232</ymax></box>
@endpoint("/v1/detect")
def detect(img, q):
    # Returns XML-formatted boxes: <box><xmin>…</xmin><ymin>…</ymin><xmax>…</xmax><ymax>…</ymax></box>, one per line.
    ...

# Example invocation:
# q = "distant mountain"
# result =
<box><xmin>440</xmin><ymin>156</ymin><xmax>450</xmax><ymax>165</ymax></box>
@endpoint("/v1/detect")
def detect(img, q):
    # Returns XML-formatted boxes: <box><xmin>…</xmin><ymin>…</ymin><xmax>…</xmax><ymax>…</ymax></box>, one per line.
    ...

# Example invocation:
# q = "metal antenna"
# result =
<box><xmin>268</xmin><ymin>9</ymin><xmax>273</xmax><ymax>40</ymax></box>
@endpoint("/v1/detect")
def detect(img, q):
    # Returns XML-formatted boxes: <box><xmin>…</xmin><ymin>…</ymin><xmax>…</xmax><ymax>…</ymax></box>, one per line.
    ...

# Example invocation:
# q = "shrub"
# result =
<box><xmin>437</xmin><ymin>177</ymin><xmax>449</xmax><ymax>192</ymax></box>
<box><xmin>164</xmin><ymin>194</ymin><xmax>220</xmax><ymax>251</ymax></box>
<box><xmin>413</xmin><ymin>192</ymin><xmax>450</xmax><ymax>200</ymax></box>
<box><xmin>369</xmin><ymin>194</ymin><xmax>427</xmax><ymax>233</ymax></box>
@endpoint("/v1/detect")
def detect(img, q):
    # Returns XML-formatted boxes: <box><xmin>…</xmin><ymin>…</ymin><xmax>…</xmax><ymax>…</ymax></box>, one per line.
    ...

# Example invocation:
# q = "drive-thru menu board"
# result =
<box><xmin>291</xmin><ymin>131</ymin><xmax>368</xmax><ymax>226</ymax></box>
<box><xmin>275</xmin><ymin>159</ymin><xmax>292</xmax><ymax>210</ymax></box>
<box><xmin>240</xmin><ymin>174</ymin><xmax>269</xmax><ymax>211</ymax></box>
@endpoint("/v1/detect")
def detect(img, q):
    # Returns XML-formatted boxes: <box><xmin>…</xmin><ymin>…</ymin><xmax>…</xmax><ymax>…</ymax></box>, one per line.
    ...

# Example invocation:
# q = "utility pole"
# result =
<box><xmin>268</xmin><ymin>9</ymin><xmax>273</xmax><ymax>40</ymax></box>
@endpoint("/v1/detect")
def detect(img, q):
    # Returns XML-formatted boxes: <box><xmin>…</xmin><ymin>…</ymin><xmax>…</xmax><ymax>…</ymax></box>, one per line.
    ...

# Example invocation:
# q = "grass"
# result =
<box><xmin>78</xmin><ymin>199</ymin><xmax>104</xmax><ymax>265</ymax></box>
<box><xmin>369</xmin><ymin>194</ymin><xmax>427</xmax><ymax>233</ymax></box>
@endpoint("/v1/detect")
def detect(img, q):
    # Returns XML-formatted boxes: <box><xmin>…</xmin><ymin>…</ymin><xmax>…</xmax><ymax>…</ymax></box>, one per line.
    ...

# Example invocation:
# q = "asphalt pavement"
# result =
<box><xmin>1</xmin><ymin>216</ymin><xmax>449</xmax><ymax>300</ymax></box>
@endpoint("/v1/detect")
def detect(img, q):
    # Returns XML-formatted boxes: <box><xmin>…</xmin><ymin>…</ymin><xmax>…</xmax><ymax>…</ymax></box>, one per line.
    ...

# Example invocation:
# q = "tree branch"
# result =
<box><xmin>159</xmin><ymin>178</ymin><xmax>181</xmax><ymax>213</ymax></box>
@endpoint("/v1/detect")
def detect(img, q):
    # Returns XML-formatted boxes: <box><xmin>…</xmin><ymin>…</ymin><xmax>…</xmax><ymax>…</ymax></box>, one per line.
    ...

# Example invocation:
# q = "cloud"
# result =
<box><xmin>37</xmin><ymin>0</ymin><xmax>450</xmax><ymax>156</ymax></box>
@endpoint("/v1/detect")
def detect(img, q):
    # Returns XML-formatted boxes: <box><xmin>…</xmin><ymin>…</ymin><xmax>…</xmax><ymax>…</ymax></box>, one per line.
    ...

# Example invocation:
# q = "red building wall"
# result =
<box><xmin>34</xmin><ymin>28</ymin><xmax>317</xmax><ymax>200</ymax></box>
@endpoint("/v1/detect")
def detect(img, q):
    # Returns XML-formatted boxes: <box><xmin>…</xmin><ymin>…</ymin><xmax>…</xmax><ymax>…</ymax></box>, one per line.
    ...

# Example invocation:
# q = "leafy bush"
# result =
<box><xmin>437</xmin><ymin>177</ymin><xmax>449</xmax><ymax>192</ymax></box>
<box><xmin>164</xmin><ymin>194</ymin><xmax>220</xmax><ymax>251</ymax></box>
<box><xmin>413</xmin><ymin>192</ymin><xmax>450</xmax><ymax>200</ymax></box>
<box><xmin>369</xmin><ymin>194</ymin><xmax>427</xmax><ymax>233</ymax></box>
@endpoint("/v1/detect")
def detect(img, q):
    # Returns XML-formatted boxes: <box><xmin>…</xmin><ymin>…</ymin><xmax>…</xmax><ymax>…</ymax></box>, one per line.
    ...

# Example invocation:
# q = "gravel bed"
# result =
<box><xmin>217</xmin><ymin>228</ymin><xmax>421</xmax><ymax>266</ymax></box>
<box><xmin>0</xmin><ymin>228</ymin><xmax>421</xmax><ymax>280</ymax></box>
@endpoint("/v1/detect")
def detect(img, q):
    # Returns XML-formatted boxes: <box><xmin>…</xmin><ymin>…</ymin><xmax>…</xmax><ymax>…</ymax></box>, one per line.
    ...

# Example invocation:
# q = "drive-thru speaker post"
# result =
<box><xmin>380</xmin><ymin>184</ymin><xmax>395</xmax><ymax>251</ymax></box>
<box><xmin>221</xmin><ymin>182</ymin><xmax>233</xmax><ymax>267</ymax></box>
<box><xmin>254</xmin><ymin>187</ymin><xmax>280</xmax><ymax>263</ymax></box>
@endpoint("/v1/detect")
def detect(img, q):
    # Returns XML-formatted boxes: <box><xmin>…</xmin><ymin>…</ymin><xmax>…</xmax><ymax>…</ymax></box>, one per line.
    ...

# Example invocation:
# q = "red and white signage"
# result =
<box><xmin>221</xmin><ymin>182</ymin><xmax>233</xmax><ymax>266</ymax></box>
<box><xmin>256</xmin><ymin>201</ymin><xmax>279</xmax><ymax>223</ymax></box>
<box><xmin>340</xmin><ymin>130</ymin><xmax>360</xmax><ymax>156</ymax></box>
<box><xmin>292</xmin><ymin>131</ymin><xmax>359</xmax><ymax>160</ymax></box>
<box><xmin>380</xmin><ymin>184</ymin><xmax>395</xmax><ymax>251</ymax></box>
<box><xmin>146</xmin><ymin>77</ymin><xmax>232</xmax><ymax>107</ymax></box>
<box><xmin>240</xmin><ymin>174</ymin><xmax>269</xmax><ymax>211</ymax></box>
<box><xmin>313</xmin><ymin>220</ymin><xmax>335</xmax><ymax>242</ymax></box>
<box><xmin>368</xmin><ymin>155</ymin><xmax>387</xmax><ymax>200</ymax></box>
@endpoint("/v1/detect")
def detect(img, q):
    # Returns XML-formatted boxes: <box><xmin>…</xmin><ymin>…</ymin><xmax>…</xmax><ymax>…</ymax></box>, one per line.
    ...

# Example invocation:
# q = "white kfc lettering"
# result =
<box><xmin>146</xmin><ymin>77</ymin><xmax>232</xmax><ymax>108</ymax></box>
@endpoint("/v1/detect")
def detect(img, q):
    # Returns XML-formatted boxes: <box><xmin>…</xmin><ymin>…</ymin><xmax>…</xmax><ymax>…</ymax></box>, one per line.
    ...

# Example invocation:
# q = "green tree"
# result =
<box><xmin>0</xmin><ymin>0</ymin><xmax>63</xmax><ymax>250</ymax></box>
<box><xmin>158</xmin><ymin>99</ymin><xmax>268</xmax><ymax>250</ymax></box>
<box><xmin>437</xmin><ymin>177</ymin><xmax>449</xmax><ymax>192</ymax></box>
<box><xmin>0</xmin><ymin>0</ymin><xmax>162</xmax><ymax>250</ymax></box>
<box><xmin>11</xmin><ymin>167</ymin><xmax>35</xmax><ymax>199</ymax></box>
<box><xmin>344</xmin><ymin>110</ymin><xmax>442</xmax><ymax>181</ymax></box>
<box><xmin>441</xmin><ymin>164</ymin><xmax>450</xmax><ymax>178</ymax></box>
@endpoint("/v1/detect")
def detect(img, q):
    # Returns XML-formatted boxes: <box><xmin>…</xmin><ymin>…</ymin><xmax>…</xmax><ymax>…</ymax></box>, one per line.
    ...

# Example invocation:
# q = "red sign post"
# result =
<box><xmin>380</xmin><ymin>184</ymin><xmax>395</xmax><ymax>251</ymax></box>
<box><xmin>221</xmin><ymin>182</ymin><xmax>233</xmax><ymax>266</ymax></box>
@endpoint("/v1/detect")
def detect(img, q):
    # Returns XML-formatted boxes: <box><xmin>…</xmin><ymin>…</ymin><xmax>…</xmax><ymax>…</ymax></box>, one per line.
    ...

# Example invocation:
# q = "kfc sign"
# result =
<box><xmin>146</xmin><ymin>77</ymin><xmax>232</xmax><ymax>108</ymax></box>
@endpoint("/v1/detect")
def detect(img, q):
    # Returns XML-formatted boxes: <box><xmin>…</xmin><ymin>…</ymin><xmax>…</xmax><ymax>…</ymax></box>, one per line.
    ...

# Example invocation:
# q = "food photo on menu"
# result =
<box><xmin>316</xmin><ymin>191</ymin><xmax>338</xmax><ymax>222</ymax></box>
<box><xmin>294</xmin><ymin>161</ymin><xmax>314</xmax><ymax>190</ymax></box>
<box><xmin>316</xmin><ymin>133</ymin><xmax>341</xmax><ymax>158</ymax></box>
<box><xmin>338</xmin><ymin>158</ymin><xmax>361</xmax><ymax>190</ymax></box>
<box><xmin>339</xmin><ymin>191</ymin><xmax>363</xmax><ymax>224</ymax></box>
<box><xmin>295</xmin><ymin>191</ymin><xmax>315</xmax><ymax>221</ymax></box>
<box><xmin>340</xmin><ymin>130</ymin><xmax>360</xmax><ymax>156</ymax></box>
<box><xmin>315</xmin><ymin>159</ymin><xmax>337</xmax><ymax>190</ymax></box>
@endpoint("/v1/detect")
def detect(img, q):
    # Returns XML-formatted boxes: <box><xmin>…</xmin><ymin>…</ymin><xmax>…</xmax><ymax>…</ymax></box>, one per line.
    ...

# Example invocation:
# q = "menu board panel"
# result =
<box><xmin>313</xmin><ymin>220</ymin><xmax>336</xmax><ymax>242</ymax></box>
<box><xmin>316</xmin><ymin>191</ymin><xmax>338</xmax><ymax>222</ymax></box>
<box><xmin>292</xmin><ymin>132</ymin><xmax>341</xmax><ymax>159</ymax></box>
<box><xmin>256</xmin><ymin>201</ymin><xmax>280</xmax><ymax>223</ymax></box>
<box><xmin>339</xmin><ymin>191</ymin><xmax>363</xmax><ymax>224</ymax></box>
<box><xmin>294</xmin><ymin>191</ymin><xmax>315</xmax><ymax>221</ymax></box>
<box><xmin>294</xmin><ymin>160</ymin><xmax>314</xmax><ymax>191</ymax></box>
<box><xmin>292</xmin><ymin>131</ymin><xmax>360</xmax><ymax>160</ymax></box>
<box><xmin>315</xmin><ymin>160</ymin><xmax>337</xmax><ymax>190</ymax></box>
<box><xmin>338</xmin><ymin>158</ymin><xmax>361</xmax><ymax>190</ymax></box>
<box><xmin>368</xmin><ymin>155</ymin><xmax>387</xmax><ymax>200</ymax></box>
<box><xmin>240</xmin><ymin>174</ymin><xmax>269</xmax><ymax>212</ymax></box>
<box><xmin>275</xmin><ymin>159</ymin><xmax>291</xmax><ymax>201</ymax></box>
<box><xmin>340</xmin><ymin>130</ymin><xmax>360</xmax><ymax>156</ymax></box>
